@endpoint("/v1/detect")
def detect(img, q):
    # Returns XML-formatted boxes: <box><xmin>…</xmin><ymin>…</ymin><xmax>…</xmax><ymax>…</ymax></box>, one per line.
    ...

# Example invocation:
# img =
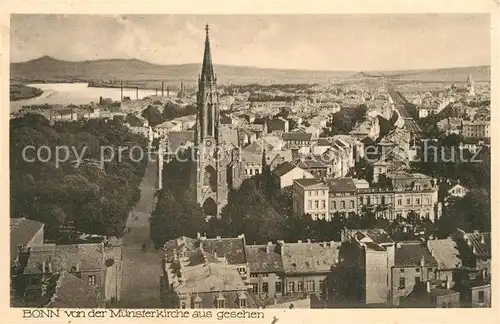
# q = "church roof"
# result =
<box><xmin>200</xmin><ymin>25</ymin><xmax>215</xmax><ymax>83</ymax></box>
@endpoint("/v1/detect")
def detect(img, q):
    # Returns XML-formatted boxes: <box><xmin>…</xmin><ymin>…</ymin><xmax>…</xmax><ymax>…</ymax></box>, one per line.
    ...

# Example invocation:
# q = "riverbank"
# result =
<box><xmin>10</xmin><ymin>84</ymin><xmax>43</xmax><ymax>101</ymax></box>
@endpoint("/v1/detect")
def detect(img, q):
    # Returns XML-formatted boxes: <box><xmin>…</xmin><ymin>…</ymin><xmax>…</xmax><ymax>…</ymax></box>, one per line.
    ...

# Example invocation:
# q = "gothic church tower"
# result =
<box><xmin>193</xmin><ymin>25</ymin><xmax>233</xmax><ymax>217</ymax></box>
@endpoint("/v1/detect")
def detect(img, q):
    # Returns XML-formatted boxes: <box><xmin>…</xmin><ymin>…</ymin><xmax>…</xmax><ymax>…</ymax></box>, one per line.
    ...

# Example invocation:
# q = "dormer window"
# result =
<box><xmin>238</xmin><ymin>292</ymin><xmax>247</xmax><ymax>308</ymax></box>
<box><xmin>193</xmin><ymin>295</ymin><xmax>202</xmax><ymax>309</ymax></box>
<box><xmin>216</xmin><ymin>293</ymin><xmax>225</xmax><ymax>308</ymax></box>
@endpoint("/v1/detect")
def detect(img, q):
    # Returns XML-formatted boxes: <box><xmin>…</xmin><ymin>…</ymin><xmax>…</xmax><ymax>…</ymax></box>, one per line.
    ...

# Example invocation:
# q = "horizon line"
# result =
<box><xmin>11</xmin><ymin>55</ymin><xmax>491</xmax><ymax>74</ymax></box>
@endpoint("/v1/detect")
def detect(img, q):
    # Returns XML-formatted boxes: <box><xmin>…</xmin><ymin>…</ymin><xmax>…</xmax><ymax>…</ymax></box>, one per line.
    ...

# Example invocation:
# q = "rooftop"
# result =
<box><xmin>48</xmin><ymin>271</ymin><xmax>100</xmax><ymax>308</ymax></box>
<box><xmin>10</xmin><ymin>218</ymin><xmax>44</xmax><ymax>263</ymax></box>
<box><xmin>427</xmin><ymin>238</ymin><xmax>462</xmax><ymax>270</ymax></box>
<box><xmin>282</xmin><ymin>132</ymin><xmax>312</xmax><ymax>142</ymax></box>
<box><xmin>281</xmin><ymin>242</ymin><xmax>340</xmax><ymax>274</ymax></box>
<box><xmin>273</xmin><ymin>162</ymin><xmax>297</xmax><ymax>177</ymax></box>
<box><xmin>200</xmin><ymin>236</ymin><xmax>247</xmax><ymax>265</ymax></box>
<box><xmin>327</xmin><ymin>178</ymin><xmax>357</xmax><ymax>193</ymax></box>
<box><xmin>294</xmin><ymin>178</ymin><xmax>327</xmax><ymax>189</ymax></box>
<box><xmin>395</xmin><ymin>242</ymin><xmax>438</xmax><ymax>267</ymax></box>
<box><xmin>245</xmin><ymin>244</ymin><xmax>284</xmax><ymax>273</ymax></box>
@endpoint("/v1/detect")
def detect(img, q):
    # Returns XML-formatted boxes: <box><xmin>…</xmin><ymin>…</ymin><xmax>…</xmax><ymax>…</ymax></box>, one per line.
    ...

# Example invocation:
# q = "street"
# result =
<box><xmin>119</xmin><ymin>156</ymin><xmax>164</xmax><ymax>308</ymax></box>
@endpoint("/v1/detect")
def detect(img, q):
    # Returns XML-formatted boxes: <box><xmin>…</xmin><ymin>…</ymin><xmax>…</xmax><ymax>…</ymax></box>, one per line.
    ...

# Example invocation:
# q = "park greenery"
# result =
<box><xmin>10</xmin><ymin>114</ymin><xmax>148</xmax><ymax>240</ymax></box>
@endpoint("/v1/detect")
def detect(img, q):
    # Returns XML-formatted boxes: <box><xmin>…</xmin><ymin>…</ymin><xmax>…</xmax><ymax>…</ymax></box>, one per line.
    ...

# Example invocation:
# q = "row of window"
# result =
<box><xmin>252</xmin><ymin>282</ymin><xmax>281</xmax><ymax>294</ymax></box>
<box><xmin>331</xmin><ymin>200</ymin><xmax>355</xmax><ymax>210</ymax></box>
<box><xmin>307</xmin><ymin>200</ymin><xmax>326</xmax><ymax>210</ymax></box>
<box><xmin>307</xmin><ymin>190</ymin><xmax>326</xmax><ymax>197</ymax></box>
<box><xmin>287</xmin><ymin>280</ymin><xmax>317</xmax><ymax>293</ymax></box>
<box><xmin>245</xmin><ymin>168</ymin><xmax>260</xmax><ymax>176</ymax></box>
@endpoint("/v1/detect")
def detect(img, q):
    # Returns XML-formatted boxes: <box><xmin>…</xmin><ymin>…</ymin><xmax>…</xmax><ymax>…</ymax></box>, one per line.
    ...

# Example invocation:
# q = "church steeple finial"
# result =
<box><xmin>200</xmin><ymin>24</ymin><xmax>215</xmax><ymax>82</ymax></box>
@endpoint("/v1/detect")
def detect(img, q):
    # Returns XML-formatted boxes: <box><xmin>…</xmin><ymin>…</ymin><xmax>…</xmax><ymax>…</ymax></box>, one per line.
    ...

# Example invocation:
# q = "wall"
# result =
<box><xmin>470</xmin><ymin>285</ymin><xmax>491</xmax><ymax>307</ymax></box>
<box><xmin>365</xmin><ymin>250</ymin><xmax>389</xmax><ymax>304</ymax></box>
<box><xmin>284</xmin><ymin>274</ymin><xmax>327</xmax><ymax>297</ymax></box>
<box><xmin>391</xmin><ymin>266</ymin><xmax>433</xmax><ymax>306</ymax></box>
<box><xmin>250</xmin><ymin>272</ymin><xmax>282</xmax><ymax>299</ymax></box>
<box><xmin>435</xmin><ymin>292</ymin><xmax>460</xmax><ymax>308</ymax></box>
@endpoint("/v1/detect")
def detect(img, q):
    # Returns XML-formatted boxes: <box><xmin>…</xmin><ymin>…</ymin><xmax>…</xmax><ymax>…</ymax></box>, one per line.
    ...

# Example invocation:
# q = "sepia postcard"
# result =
<box><xmin>1</xmin><ymin>1</ymin><xmax>499</xmax><ymax>323</ymax></box>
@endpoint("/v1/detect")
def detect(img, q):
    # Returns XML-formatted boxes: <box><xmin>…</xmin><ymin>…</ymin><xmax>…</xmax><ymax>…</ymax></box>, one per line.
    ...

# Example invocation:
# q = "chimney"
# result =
<box><xmin>76</xmin><ymin>263</ymin><xmax>81</xmax><ymax>272</ymax></box>
<box><xmin>266</xmin><ymin>242</ymin><xmax>273</xmax><ymax>254</ymax></box>
<box><xmin>426</xmin><ymin>281</ymin><xmax>431</xmax><ymax>293</ymax></box>
<box><xmin>197</xmin><ymin>232</ymin><xmax>201</xmax><ymax>239</ymax></box>
<box><xmin>277</xmin><ymin>240</ymin><xmax>285</xmax><ymax>255</ymax></box>
<box><xmin>481</xmin><ymin>235</ymin><xmax>485</xmax><ymax>244</ymax></box>
<box><xmin>446</xmin><ymin>280</ymin><xmax>451</xmax><ymax>289</ymax></box>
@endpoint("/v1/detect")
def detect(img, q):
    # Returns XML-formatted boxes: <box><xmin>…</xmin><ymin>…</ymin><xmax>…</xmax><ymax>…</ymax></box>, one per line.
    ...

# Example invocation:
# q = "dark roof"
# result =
<box><xmin>282</xmin><ymin>132</ymin><xmax>312</xmax><ymax>142</ymax></box>
<box><xmin>395</xmin><ymin>242</ymin><xmax>438</xmax><ymax>267</ymax></box>
<box><xmin>464</xmin><ymin>232</ymin><xmax>491</xmax><ymax>258</ymax></box>
<box><xmin>327</xmin><ymin>178</ymin><xmax>357</xmax><ymax>193</ymax></box>
<box><xmin>23</xmin><ymin>243</ymin><xmax>105</xmax><ymax>275</ymax></box>
<box><xmin>10</xmin><ymin>218</ymin><xmax>44</xmax><ymax>263</ymax></box>
<box><xmin>273</xmin><ymin>162</ymin><xmax>297</xmax><ymax>177</ymax></box>
<box><xmin>200</xmin><ymin>236</ymin><xmax>247</xmax><ymax>265</ymax></box>
<box><xmin>294</xmin><ymin>178</ymin><xmax>326</xmax><ymax>188</ymax></box>
<box><xmin>167</xmin><ymin>131</ymin><xmax>195</xmax><ymax>152</ymax></box>
<box><xmin>245</xmin><ymin>244</ymin><xmax>284</xmax><ymax>273</ymax></box>
<box><xmin>48</xmin><ymin>271</ymin><xmax>99</xmax><ymax>308</ymax></box>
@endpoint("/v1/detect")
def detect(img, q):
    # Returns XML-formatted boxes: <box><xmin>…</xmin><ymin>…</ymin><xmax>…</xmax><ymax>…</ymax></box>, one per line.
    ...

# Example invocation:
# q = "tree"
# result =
<box><xmin>141</xmin><ymin>105</ymin><xmax>163</xmax><ymax>127</ymax></box>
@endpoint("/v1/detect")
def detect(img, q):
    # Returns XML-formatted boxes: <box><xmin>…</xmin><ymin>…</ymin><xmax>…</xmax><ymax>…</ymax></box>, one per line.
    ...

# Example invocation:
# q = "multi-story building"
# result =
<box><xmin>297</xmin><ymin>158</ymin><xmax>331</xmax><ymax>179</ymax></box>
<box><xmin>388</xmin><ymin>172</ymin><xmax>439</xmax><ymax>221</ymax></box>
<box><xmin>357</xmin><ymin>187</ymin><xmax>395</xmax><ymax>219</ymax></box>
<box><xmin>292</xmin><ymin>179</ymin><xmax>329</xmax><ymax>220</ymax></box>
<box><xmin>282</xmin><ymin>132</ymin><xmax>312</xmax><ymax>150</ymax></box>
<box><xmin>161</xmin><ymin>240</ymin><xmax>259</xmax><ymax>309</ymax></box>
<box><xmin>279</xmin><ymin>241</ymin><xmax>340</xmax><ymax>298</ymax></box>
<box><xmin>328</xmin><ymin>178</ymin><xmax>358</xmax><ymax>216</ymax></box>
<box><xmin>14</xmin><ymin>241</ymin><xmax>122</xmax><ymax>307</ymax></box>
<box><xmin>390</xmin><ymin>241</ymin><xmax>438</xmax><ymax>306</ymax></box>
<box><xmin>241</xmin><ymin>142</ymin><xmax>263</xmax><ymax>178</ymax></box>
<box><xmin>461</xmin><ymin>120</ymin><xmax>490</xmax><ymax>138</ymax></box>
<box><xmin>338</xmin><ymin>229</ymin><xmax>395</xmax><ymax>305</ymax></box>
<box><xmin>246</xmin><ymin>243</ymin><xmax>284</xmax><ymax>300</ymax></box>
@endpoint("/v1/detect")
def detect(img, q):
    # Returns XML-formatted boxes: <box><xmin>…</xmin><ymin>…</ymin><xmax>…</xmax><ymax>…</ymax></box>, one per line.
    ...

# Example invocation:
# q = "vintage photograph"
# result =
<box><xmin>9</xmin><ymin>14</ymin><xmax>491</xmax><ymax>309</ymax></box>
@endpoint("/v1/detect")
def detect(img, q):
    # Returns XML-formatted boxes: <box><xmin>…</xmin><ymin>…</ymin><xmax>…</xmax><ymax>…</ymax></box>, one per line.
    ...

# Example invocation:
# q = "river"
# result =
<box><xmin>10</xmin><ymin>83</ymin><xmax>159</xmax><ymax>113</ymax></box>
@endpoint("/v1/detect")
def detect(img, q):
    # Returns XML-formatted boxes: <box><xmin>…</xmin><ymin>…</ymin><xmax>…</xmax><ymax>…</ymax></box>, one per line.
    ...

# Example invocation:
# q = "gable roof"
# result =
<box><xmin>294</xmin><ymin>178</ymin><xmax>327</xmax><ymax>189</ymax></box>
<box><xmin>10</xmin><ymin>218</ymin><xmax>44</xmax><ymax>263</ymax></box>
<box><xmin>395</xmin><ymin>242</ymin><xmax>438</xmax><ymax>267</ymax></box>
<box><xmin>273</xmin><ymin>162</ymin><xmax>297</xmax><ymax>177</ymax></box>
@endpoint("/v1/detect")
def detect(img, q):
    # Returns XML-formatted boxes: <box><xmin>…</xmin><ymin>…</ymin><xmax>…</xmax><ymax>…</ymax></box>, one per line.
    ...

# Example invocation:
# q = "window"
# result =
<box><xmin>255</xmin><ymin>169</ymin><xmax>260</xmax><ymax>175</ymax></box>
<box><xmin>415</xmin><ymin>198</ymin><xmax>420</xmax><ymax>205</ymax></box>
<box><xmin>262</xmin><ymin>282</ymin><xmax>269</xmax><ymax>293</ymax></box>
<box><xmin>415</xmin><ymin>268</ymin><xmax>420</xmax><ymax>272</ymax></box>
<box><xmin>239</xmin><ymin>296</ymin><xmax>247</xmax><ymax>308</ymax></box>
<box><xmin>308</xmin><ymin>200</ymin><xmax>312</xmax><ymax>209</ymax></box>
<box><xmin>332</xmin><ymin>201</ymin><xmax>337</xmax><ymax>209</ymax></box>
<box><xmin>350</xmin><ymin>200</ymin><xmax>355</xmax><ymax>209</ymax></box>
<box><xmin>252</xmin><ymin>283</ymin><xmax>258</xmax><ymax>294</ymax></box>
<box><xmin>381</xmin><ymin>196</ymin><xmax>386</xmax><ymax>205</ymax></box>
<box><xmin>181</xmin><ymin>302</ymin><xmax>186</xmax><ymax>309</ymax></box>
<box><xmin>297</xmin><ymin>281</ymin><xmax>303</xmax><ymax>292</ymax></box>
<box><xmin>406</xmin><ymin>198</ymin><xmax>411</xmax><ymax>205</ymax></box>
<box><xmin>321</xmin><ymin>200</ymin><xmax>326</xmax><ymax>209</ymax></box>
<box><xmin>399</xmin><ymin>277</ymin><xmax>405</xmax><ymax>289</ymax></box>
<box><xmin>314</xmin><ymin>190</ymin><xmax>318</xmax><ymax>196</ymax></box>
<box><xmin>367</xmin><ymin>197</ymin><xmax>371</xmax><ymax>205</ymax></box>
<box><xmin>397</xmin><ymin>199</ymin><xmax>402</xmax><ymax>205</ymax></box>
<box><xmin>88</xmin><ymin>275</ymin><xmax>96</xmax><ymax>286</ymax></box>
<box><xmin>478</xmin><ymin>290</ymin><xmax>485</xmax><ymax>303</ymax></box>
<box><xmin>275</xmin><ymin>281</ymin><xmax>282</xmax><ymax>294</ymax></box>
<box><xmin>216</xmin><ymin>298</ymin><xmax>225</xmax><ymax>308</ymax></box>
<box><xmin>251</xmin><ymin>274</ymin><xmax>258</xmax><ymax>278</ymax></box>
<box><xmin>341</xmin><ymin>201</ymin><xmax>346</xmax><ymax>209</ymax></box>
<box><xmin>238</xmin><ymin>267</ymin><xmax>247</xmax><ymax>275</ymax></box>
<box><xmin>400</xmin><ymin>269</ymin><xmax>405</xmax><ymax>273</ymax></box>
<box><xmin>249</xmin><ymin>169</ymin><xmax>253</xmax><ymax>175</ymax></box>
<box><xmin>306</xmin><ymin>280</ymin><xmax>315</xmax><ymax>292</ymax></box>
<box><xmin>287</xmin><ymin>281</ymin><xmax>295</xmax><ymax>293</ymax></box>
<box><xmin>262</xmin><ymin>273</ymin><xmax>268</xmax><ymax>278</ymax></box>
<box><xmin>315</xmin><ymin>200</ymin><xmax>319</xmax><ymax>209</ymax></box>
<box><xmin>194</xmin><ymin>300</ymin><xmax>202</xmax><ymax>309</ymax></box>
<box><xmin>245</xmin><ymin>169</ymin><xmax>249</xmax><ymax>175</ymax></box>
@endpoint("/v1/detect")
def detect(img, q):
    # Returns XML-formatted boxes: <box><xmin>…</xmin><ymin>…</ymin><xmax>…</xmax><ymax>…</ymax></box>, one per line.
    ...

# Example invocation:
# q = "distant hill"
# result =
<box><xmin>10</xmin><ymin>56</ymin><xmax>490</xmax><ymax>85</ymax></box>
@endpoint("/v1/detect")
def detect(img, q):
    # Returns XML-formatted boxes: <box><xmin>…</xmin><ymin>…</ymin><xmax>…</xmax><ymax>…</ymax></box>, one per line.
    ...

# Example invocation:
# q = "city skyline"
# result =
<box><xmin>11</xmin><ymin>14</ymin><xmax>490</xmax><ymax>71</ymax></box>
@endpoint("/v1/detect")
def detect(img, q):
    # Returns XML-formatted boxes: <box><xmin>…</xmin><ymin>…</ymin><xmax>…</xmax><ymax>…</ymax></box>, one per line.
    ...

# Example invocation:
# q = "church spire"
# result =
<box><xmin>201</xmin><ymin>24</ymin><xmax>216</xmax><ymax>82</ymax></box>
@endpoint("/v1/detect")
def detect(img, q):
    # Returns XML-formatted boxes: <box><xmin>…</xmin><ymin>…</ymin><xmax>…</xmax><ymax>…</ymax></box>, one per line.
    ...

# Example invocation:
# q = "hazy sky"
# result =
<box><xmin>11</xmin><ymin>14</ymin><xmax>490</xmax><ymax>71</ymax></box>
